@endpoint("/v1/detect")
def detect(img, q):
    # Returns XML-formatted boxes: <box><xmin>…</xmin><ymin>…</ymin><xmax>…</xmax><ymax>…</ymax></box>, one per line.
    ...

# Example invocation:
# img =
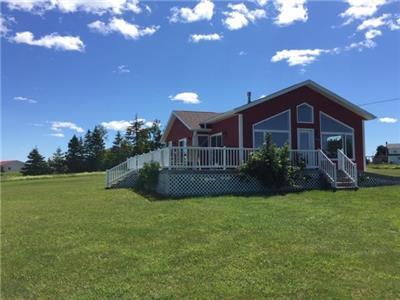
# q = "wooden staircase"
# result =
<box><xmin>335</xmin><ymin>170</ymin><xmax>358</xmax><ymax>190</ymax></box>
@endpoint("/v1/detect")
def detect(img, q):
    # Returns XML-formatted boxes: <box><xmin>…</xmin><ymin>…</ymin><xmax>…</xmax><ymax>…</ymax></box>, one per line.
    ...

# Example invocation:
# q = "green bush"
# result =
<box><xmin>136</xmin><ymin>162</ymin><xmax>160</xmax><ymax>192</ymax></box>
<box><xmin>240</xmin><ymin>134</ymin><xmax>298</xmax><ymax>189</ymax></box>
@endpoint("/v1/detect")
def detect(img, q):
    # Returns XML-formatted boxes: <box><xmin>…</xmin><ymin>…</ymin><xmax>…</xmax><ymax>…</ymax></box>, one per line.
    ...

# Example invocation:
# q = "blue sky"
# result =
<box><xmin>1</xmin><ymin>0</ymin><xmax>399</xmax><ymax>161</ymax></box>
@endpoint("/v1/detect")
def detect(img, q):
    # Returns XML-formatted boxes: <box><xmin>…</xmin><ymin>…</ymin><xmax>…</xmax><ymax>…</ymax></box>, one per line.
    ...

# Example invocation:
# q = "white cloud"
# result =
<box><xmin>170</xmin><ymin>0</ymin><xmax>214</xmax><ymax>23</ymax></box>
<box><xmin>271</xmin><ymin>49</ymin><xmax>327</xmax><ymax>66</ymax></box>
<box><xmin>239</xmin><ymin>50</ymin><xmax>247</xmax><ymax>56</ymax></box>
<box><xmin>145</xmin><ymin>121</ymin><xmax>154</xmax><ymax>128</ymax></box>
<box><xmin>0</xmin><ymin>16</ymin><xmax>11</xmax><ymax>37</ymax></box>
<box><xmin>340</xmin><ymin>0</ymin><xmax>388</xmax><ymax>23</ymax></box>
<box><xmin>114</xmin><ymin>65</ymin><xmax>130</xmax><ymax>74</ymax></box>
<box><xmin>379</xmin><ymin>117</ymin><xmax>398</xmax><ymax>123</ymax></box>
<box><xmin>273</xmin><ymin>0</ymin><xmax>308</xmax><ymax>26</ymax></box>
<box><xmin>255</xmin><ymin>0</ymin><xmax>269</xmax><ymax>6</ymax></box>
<box><xmin>50</xmin><ymin>121</ymin><xmax>84</xmax><ymax>133</ymax></box>
<box><xmin>12</xmin><ymin>31</ymin><xmax>85</xmax><ymax>51</ymax></box>
<box><xmin>222</xmin><ymin>3</ymin><xmax>266</xmax><ymax>31</ymax></box>
<box><xmin>88</xmin><ymin>18</ymin><xmax>159</xmax><ymax>40</ymax></box>
<box><xmin>49</xmin><ymin>132</ymin><xmax>65</xmax><ymax>138</ymax></box>
<box><xmin>169</xmin><ymin>92</ymin><xmax>201</xmax><ymax>104</ymax></box>
<box><xmin>13</xmin><ymin>96</ymin><xmax>37</xmax><ymax>104</ymax></box>
<box><xmin>388</xmin><ymin>17</ymin><xmax>400</xmax><ymax>30</ymax></box>
<box><xmin>357</xmin><ymin>14</ymin><xmax>390</xmax><ymax>30</ymax></box>
<box><xmin>3</xmin><ymin>0</ymin><xmax>146</xmax><ymax>15</ymax></box>
<box><xmin>365</xmin><ymin>29</ymin><xmax>382</xmax><ymax>40</ymax></box>
<box><xmin>189</xmin><ymin>33</ymin><xmax>222</xmax><ymax>43</ymax></box>
<box><xmin>101</xmin><ymin>120</ymin><xmax>131</xmax><ymax>131</ymax></box>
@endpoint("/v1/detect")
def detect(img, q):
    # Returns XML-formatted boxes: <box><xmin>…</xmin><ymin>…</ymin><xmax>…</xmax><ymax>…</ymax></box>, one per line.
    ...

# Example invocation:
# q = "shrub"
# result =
<box><xmin>136</xmin><ymin>162</ymin><xmax>160</xmax><ymax>192</ymax></box>
<box><xmin>240</xmin><ymin>134</ymin><xmax>298</xmax><ymax>189</ymax></box>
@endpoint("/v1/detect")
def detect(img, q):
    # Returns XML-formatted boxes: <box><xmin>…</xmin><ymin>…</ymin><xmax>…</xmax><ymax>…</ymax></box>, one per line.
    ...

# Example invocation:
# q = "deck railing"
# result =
<box><xmin>338</xmin><ymin>149</ymin><xmax>358</xmax><ymax>186</ymax></box>
<box><xmin>106</xmin><ymin>147</ymin><xmax>344</xmax><ymax>188</ymax></box>
<box><xmin>318</xmin><ymin>150</ymin><xmax>337</xmax><ymax>187</ymax></box>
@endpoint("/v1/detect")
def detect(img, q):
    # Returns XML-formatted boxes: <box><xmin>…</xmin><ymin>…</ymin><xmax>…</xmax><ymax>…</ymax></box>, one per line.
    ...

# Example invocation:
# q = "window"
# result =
<box><xmin>297</xmin><ymin>103</ymin><xmax>313</xmax><ymax>123</ymax></box>
<box><xmin>210</xmin><ymin>133</ymin><xmax>223</xmax><ymax>147</ymax></box>
<box><xmin>197</xmin><ymin>135</ymin><xmax>209</xmax><ymax>147</ymax></box>
<box><xmin>320</xmin><ymin>112</ymin><xmax>354</xmax><ymax>159</ymax></box>
<box><xmin>253</xmin><ymin>110</ymin><xmax>290</xmax><ymax>148</ymax></box>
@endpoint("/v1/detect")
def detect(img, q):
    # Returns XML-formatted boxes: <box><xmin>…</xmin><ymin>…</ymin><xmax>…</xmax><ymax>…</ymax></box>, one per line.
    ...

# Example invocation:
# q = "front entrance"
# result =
<box><xmin>297</xmin><ymin>129</ymin><xmax>316</xmax><ymax>167</ymax></box>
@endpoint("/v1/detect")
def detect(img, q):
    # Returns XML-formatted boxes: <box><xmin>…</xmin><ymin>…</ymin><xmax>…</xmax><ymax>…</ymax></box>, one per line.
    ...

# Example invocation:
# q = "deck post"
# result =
<box><xmin>223</xmin><ymin>146</ymin><xmax>226</xmax><ymax>170</ymax></box>
<box><xmin>168</xmin><ymin>144</ymin><xmax>172</xmax><ymax>170</ymax></box>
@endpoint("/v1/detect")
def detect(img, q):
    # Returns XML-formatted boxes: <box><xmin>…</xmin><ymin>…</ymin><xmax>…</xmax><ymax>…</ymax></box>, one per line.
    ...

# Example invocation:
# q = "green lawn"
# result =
<box><xmin>366</xmin><ymin>163</ymin><xmax>400</xmax><ymax>177</ymax></box>
<box><xmin>2</xmin><ymin>174</ymin><xmax>400</xmax><ymax>299</ymax></box>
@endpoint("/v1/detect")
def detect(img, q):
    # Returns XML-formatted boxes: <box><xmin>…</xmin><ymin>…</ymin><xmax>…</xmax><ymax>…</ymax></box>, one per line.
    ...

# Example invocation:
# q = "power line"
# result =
<box><xmin>358</xmin><ymin>97</ymin><xmax>400</xmax><ymax>107</ymax></box>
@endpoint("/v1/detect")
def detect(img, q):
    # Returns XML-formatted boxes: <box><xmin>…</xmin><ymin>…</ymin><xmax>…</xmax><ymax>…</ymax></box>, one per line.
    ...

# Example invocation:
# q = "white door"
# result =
<box><xmin>297</xmin><ymin>129</ymin><xmax>316</xmax><ymax>167</ymax></box>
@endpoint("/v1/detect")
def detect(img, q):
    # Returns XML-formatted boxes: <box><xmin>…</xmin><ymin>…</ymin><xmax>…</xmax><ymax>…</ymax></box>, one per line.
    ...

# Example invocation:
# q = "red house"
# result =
<box><xmin>161</xmin><ymin>80</ymin><xmax>376</xmax><ymax>171</ymax></box>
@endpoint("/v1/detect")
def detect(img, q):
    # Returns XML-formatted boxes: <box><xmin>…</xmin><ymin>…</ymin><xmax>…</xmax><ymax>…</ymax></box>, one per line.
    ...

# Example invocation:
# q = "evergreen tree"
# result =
<box><xmin>21</xmin><ymin>147</ymin><xmax>50</xmax><ymax>176</ymax></box>
<box><xmin>126</xmin><ymin>114</ymin><xmax>148</xmax><ymax>155</ymax></box>
<box><xmin>84</xmin><ymin>126</ymin><xmax>107</xmax><ymax>171</ymax></box>
<box><xmin>148</xmin><ymin>119</ymin><xmax>162</xmax><ymax>151</ymax></box>
<box><xmin>82</xmin><ymin>130</ymin><xmax>92</xmax><ymax>171</ymax></box>
<box><xmin>66</xmin><ymin>135</ymin><xmax>85</xmax><ymax>173</ymax></box>
<box><xmin>48</xmin><ymin>147</ymin><xmax>67</xmax><ymax>174</ymax></box>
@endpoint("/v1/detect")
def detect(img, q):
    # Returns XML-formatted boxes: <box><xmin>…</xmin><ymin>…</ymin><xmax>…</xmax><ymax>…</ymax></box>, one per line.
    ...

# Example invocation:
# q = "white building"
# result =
<box><xmin>387</xmin><ymin>144</ymin><xmax>400</xmax><ymax>164</ymax></box>
<box><xmin>0</xmin><ymin>160</ymin><xmax>25</xmax><ymax>173</ymax></box>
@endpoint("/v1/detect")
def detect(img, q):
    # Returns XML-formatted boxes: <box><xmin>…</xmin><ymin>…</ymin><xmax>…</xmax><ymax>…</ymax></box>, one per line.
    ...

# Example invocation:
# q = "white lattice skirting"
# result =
<box><xmin>156</xmin><ymin>169</ymin><xmax>324</xmax><ymax>197</ymax></box>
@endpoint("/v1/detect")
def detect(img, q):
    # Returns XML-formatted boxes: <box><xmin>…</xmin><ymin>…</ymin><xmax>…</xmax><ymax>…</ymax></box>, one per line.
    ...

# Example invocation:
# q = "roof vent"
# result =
<box><xmin>247</xmin><ymin>91</ymin><xmax>251</xmax><ymax>104</ymax></box>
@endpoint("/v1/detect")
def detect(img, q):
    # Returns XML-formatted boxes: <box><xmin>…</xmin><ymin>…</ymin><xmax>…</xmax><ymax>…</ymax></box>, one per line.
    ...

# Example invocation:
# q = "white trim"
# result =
<box><xmin>296</xmin><ymin>102</ymin><xmax>314</xmax><ymax>124</ymax></box>
<box><xmin>210</xmin><ymin>132</ymin><xmax>223</xmax><ymax>147</ymax></box>
<box><xmin>362</xmin><ymin>120</ymin><xmax>366</xmax><ymax>171</ymax></box>
<box><xmin>252</xmin><ymin>109</ymin><xmax>291</xmax><ymax>148</ymax></box>
<box><xmin>320</xmin><ymin>112</ymin><xmax>355</xmax><ymax>160</ymax></box>
<box><xmin>297</xmin><ymin>128</ymin><xmax>315</xmax><ymax>150</ymax></box>
<box><xmin>178</xmin><ymin>138</ymin><xmax>187</xmax><ymax>147</ymax></box>
<box><xmin>238</xmin><ymin>114</ymin><xmax>243</xmax><ymax>148</ymax></box>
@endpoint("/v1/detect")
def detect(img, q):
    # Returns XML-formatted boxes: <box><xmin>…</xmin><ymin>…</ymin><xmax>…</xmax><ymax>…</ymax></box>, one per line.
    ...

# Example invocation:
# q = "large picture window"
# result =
<box><xmin>320</xmin><ymin>112</ymin><xmax>354</xmax><ymax>159</ymax></box>
<box><xmin>253</xmin><ymin>110</ymin><xmax>290</xmax><ymax>148</ymax></box>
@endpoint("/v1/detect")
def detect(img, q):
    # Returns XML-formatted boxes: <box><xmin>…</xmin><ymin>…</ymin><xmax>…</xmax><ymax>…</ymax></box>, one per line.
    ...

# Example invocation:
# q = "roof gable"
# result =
<box><xmin>203</xmin><ymin>80</ymin><xmax>376</xmax><ymax>124</ymax></box>
<box><xmin>161</xmin><ymin>111</ymin><xmax>220</xmax><ymax>142</ymax></box>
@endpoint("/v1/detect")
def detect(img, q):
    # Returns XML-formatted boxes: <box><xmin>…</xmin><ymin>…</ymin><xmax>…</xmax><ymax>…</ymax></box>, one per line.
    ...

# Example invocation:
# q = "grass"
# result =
<box><xmin>2</xmin><ymin>174</ymin><xmax>400</xmax><ymax>299</ymax></box>
<box><xmin>366</xmin><ymin>163</ymin><xmax>400</xmax><ymax>177</ymax></box>
<box><xmin>0</xmin><ymin>171</ymin><xmax>104</xmax><ymax>182</ymax></box>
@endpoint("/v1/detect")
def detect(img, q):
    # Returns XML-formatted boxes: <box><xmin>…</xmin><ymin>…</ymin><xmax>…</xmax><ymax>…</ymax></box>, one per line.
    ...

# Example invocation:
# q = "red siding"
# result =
<box><xmin>210</xmin><ymin>115</ymin><xmax>239</xmax><ymax>147</ymax></box>
<box><xmin>240</xmin><ymin>86</ymin><xmax>365</xmax><ymax>170</ymax></box>
<box><xmin>164</xmin><ymin>117</ymin><xmax>193</xmax><ymax>146</ymax></box>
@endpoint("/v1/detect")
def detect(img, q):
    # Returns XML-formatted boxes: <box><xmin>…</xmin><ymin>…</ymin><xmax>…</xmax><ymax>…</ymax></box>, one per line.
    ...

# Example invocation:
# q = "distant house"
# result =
<box><xmin>0</xmin><ymin>160</ymin><xmax>25</xmax><ymax>173</ymax></box>
<box><xmin>387</xmin><ymin>144</ymin><xmax>400</xmax><ymax>164</ymax></box>
<box><xmin>161</xmin><ymin>80</ymin><xmax>376</xmax><ymax>171</ymax></box>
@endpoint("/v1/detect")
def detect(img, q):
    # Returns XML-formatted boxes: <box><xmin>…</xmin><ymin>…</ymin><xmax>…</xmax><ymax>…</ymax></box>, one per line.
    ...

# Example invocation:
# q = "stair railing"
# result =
<box><xmin>105</xmin><ymin>160</ymin><xmax>129</xmax><ymax>188</ymax></box>
<box><xmin>318</xmin><ymin>150</ymin><xmax>337</xmax><ymax>187</ymax></box>
<box><xmin>337</xmin><ymin>149</ymin><xmax>358</xmax><ymax>186</ymax></box>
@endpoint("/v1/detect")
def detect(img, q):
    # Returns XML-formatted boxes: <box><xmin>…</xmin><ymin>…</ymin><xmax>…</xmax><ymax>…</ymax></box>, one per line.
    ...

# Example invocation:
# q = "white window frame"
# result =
<box><xmin>252</xmin><ymin>109</ymin><xmax>291</xmax><ymax>148</ymax></box>
<box><xmin>210</xmin><ymin>132</ymin><xmax>223</xmax><ymax>147</ymax></box>
<box><xmin>178</xmin><ymin>138</ymin><xmax>187</xmax><ymax>147</ymax></box>
<box><xmin>297</xmin><ymin>128</ymin><xmax>315</xmax><ymax>150</ymax></box>
<box><xmin>197</xmin><ymin>134</ymin><xmax>210</xmax><ymax>147</ymax></box>
<box><xmin>320</xmin><ymin>112</ymin><xmax>355</xmax><ymax>160</ymax></box>
<box><xmin>296</xmin><ymin>102</ymin><xmax>314</xmax><ymax>124</ymax></box>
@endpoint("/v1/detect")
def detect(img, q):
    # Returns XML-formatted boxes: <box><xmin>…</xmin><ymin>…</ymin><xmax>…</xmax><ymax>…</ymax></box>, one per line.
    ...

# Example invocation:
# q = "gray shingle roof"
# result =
<box><xmin>174</xmin><ymin>111</ymin><xmax>220</xmax><ymax>130</ymax></box>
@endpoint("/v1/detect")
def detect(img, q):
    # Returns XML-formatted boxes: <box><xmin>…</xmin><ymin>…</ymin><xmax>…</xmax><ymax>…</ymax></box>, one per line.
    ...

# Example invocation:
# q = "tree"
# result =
<box><xmin>374</xmin><ymin>145</ymin><xmax>388</xmax><ymax>163</ymax></box>
<box><xmin>48</xmin><ymin>147</ymin><xmax>67</xmax><ymax>174</ymax></box>
<box><xmin>125</xmin><ymin>115</ymin><xmax>148</xmax><ymax>155</ymax></box>
<box><xmin>148</xmin><ymin>119</ymin><xmax>162</xmax><ymax>151</ymax></box>
<box><xmin>65</xmin><ymin>135</ymin><xmax>85</xmax><ymax>173</ymax></box>
<box><xmin>84</xmin><ymin>125</ymin><xmax>107</xmax><ymax>171</ymax></box>
<box><xmin>240</xmin><ymin>134</ymin><xmax>298</xmax><ymax>189</ymax></box>
<box><xmin>21</xmin><ymin>147</ymin><xmax>50</xmax><ymax>176</ymax></box>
